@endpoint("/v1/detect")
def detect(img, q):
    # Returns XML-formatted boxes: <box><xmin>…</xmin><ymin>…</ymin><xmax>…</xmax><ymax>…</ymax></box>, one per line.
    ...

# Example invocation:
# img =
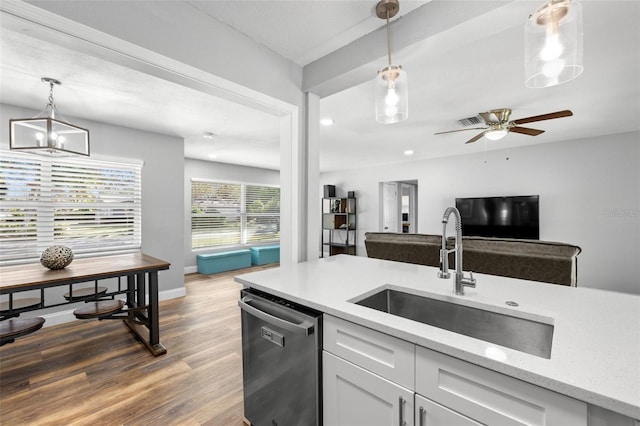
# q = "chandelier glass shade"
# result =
<box><xmin>9</xmin><ymin>78</ymin><xmax>90</xmax><ymax>157</ymax></box>
<box><xmin>525</xmin><ymin>0</ymin><xmax>584</xmax><ymax>88</ymax></box>
<box><xmin>375</xmin><ymin>0</ymin><xmax>408</xmax><ymax>124</ymax></box>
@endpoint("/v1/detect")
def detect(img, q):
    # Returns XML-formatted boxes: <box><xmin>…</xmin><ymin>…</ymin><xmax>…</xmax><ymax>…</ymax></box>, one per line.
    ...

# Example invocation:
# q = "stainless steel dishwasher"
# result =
<box><xmin>238</xmin><ymin>288</ymin><xmax>322</xmax><ymax>426</ymax></box>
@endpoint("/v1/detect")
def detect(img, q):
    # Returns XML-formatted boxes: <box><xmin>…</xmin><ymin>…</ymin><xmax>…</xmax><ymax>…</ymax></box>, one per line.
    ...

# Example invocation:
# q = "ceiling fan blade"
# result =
<box><xmin>510</xmin><ymin>126</ymin><xmax>545</xmax><ymax>136</ymax></box>
<box><xmin>434</xmin><ymin>127</ymin><xmax>486</xmax><ymax>135</ymax></box>
<box><xmin>511</xmin><ymin>110</ymin><xmax>573</xmax><ymax>125</ymax></box>
<box><xmin>465</xmin><ymin>132</ymin><xmax>485</xmax><ymax>144</ymax></box>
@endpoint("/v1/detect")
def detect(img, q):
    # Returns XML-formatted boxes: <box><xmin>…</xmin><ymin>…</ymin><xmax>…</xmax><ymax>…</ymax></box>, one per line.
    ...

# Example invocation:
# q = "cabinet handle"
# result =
<box><xmin>419</xmin><ymin>406</ymin><xmax>426</xmax><ymax>426</ymax></box>
<box><xmin>399</xmin><ymin>396</ymin><xmax>406</xmax><ymax>426</ymax></box>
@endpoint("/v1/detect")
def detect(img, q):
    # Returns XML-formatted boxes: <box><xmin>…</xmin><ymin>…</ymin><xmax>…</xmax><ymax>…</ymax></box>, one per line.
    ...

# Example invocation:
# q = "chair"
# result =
<box><xmin>63</xmin><ymin>286</ymin><xmax>108</xmax><ymax>302</ymax></box>
<box><xmin>0</xmin><ymin>317</ymin><xmax>45</xmax><ymax>346</ymax></box>
<box><xmin>73</xmin><ymin>299</ymin><xmax>125</xmax><ymax>319</ymax></box>
<box><xmin>0</xmin><ymin>298</ymin><xmax>42</xmax><ymax>314</ymax></box>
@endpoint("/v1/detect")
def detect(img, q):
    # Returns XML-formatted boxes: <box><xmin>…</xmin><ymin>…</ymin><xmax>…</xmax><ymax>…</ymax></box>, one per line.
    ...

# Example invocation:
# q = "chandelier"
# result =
<box><xmin>9</xmin><ymin>77</ymin><xmax>90</xmax><ymax>156</ymax></box>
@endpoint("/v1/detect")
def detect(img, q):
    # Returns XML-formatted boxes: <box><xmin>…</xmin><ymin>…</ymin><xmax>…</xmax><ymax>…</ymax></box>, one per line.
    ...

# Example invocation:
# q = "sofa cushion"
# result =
<box><xmin>461</xmin><ymin>237</ymin><xmax>581</xmax><ymax>286</ymax></box>
<box><xmin>364</xmin><ymin>232</ymin><xmax>442</xmax><ymax>267</ymax></box>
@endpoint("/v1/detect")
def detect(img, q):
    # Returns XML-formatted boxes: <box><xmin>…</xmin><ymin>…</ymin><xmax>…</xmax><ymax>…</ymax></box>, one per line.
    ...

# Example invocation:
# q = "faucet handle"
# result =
<box><xmin>462</xmin><ymin>271</ymin><xmax>476</xmax><ymax>288</ymax></box>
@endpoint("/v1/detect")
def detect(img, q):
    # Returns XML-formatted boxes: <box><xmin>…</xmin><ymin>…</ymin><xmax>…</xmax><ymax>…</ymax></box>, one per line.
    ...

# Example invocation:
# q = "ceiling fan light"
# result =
<box><xmin>524</xmin><ymin>0</ymin><xmax>583</xmax><ymax>88</ymax></box>
<box><xmin>485</xmin><ymin>129</ymin><xmax>508</xmax><ymax>141</ymax></box>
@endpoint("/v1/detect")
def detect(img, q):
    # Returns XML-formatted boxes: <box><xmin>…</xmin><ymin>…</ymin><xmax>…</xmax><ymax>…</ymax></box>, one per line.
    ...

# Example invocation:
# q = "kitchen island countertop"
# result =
<box><xmin>235</xmin><ymin>255</ymin><xmax>640</xmax><ymax>419</ymax></box>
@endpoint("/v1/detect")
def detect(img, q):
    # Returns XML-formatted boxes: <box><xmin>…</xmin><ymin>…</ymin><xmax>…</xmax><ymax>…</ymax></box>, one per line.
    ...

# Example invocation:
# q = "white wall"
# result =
<box><xmin>1</xmin><ymin>103</ymin><xmax>185</xmax><ymax>318</ymax></box>
<box><xmin>321</xmin><ymin>132</ymin><xmax>640</xmax><ymax>294</ymax></box>
<box><xmin>184</xmin><ymin>158</ymin><xmax>280</xmax><ymax>272</ymax></box>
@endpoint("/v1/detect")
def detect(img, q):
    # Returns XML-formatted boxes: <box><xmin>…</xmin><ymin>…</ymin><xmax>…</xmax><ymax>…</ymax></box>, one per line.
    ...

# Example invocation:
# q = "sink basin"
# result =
<box><xmin>354</xmin><ymin>288</ymin><xmax>553</xmax><ymax>359</ymax></box>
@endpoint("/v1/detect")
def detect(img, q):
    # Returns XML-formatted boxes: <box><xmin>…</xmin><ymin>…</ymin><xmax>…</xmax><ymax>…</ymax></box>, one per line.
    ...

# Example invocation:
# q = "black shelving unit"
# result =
<box><xmin>322</xmin><ymin>196</ymin><xmax>356</xmax><ymax>257</ymax></box>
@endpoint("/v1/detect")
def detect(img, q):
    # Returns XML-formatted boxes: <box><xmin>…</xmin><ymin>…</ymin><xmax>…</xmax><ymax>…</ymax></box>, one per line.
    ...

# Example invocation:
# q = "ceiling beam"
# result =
<box><xmin>302</xmin><ymin>1</ymin><xmax>510</xmax><ymax>98</ymax></box>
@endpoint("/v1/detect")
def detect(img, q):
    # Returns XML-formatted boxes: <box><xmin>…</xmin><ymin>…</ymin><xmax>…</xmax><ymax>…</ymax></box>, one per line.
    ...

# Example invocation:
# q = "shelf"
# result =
<box><xmin>323</xmin><ymin>198</ymin><xmax>356</xmax><ymax>214</ymax></box>
<box><xmin>323</xmin><ymin>242</ymin><xmax>356</xmax><ymax>248</ymax></box>
<box><xmin>322</xmin><ymin>192</ymin><xmax>357</xmax><ymax>257</ymax></box>
<box><xmin>329</xmin><ymin>245</ymin><xmax>356</xmax><ymax>256</ymax></box>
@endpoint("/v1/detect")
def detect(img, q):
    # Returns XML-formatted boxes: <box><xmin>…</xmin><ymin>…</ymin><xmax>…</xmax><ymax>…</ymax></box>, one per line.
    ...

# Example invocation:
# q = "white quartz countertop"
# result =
<box><xmin>235</xmin><ymin>255</ymin><xmax>640</xmax><ymax>419</ymax></box>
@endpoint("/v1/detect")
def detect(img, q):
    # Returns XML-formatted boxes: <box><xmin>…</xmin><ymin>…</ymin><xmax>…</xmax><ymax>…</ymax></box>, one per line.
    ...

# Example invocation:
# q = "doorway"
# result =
<box><xmin>380</xmin><ymin>180</ymin><xmax>418</xmax><ymax>233</ymax></box>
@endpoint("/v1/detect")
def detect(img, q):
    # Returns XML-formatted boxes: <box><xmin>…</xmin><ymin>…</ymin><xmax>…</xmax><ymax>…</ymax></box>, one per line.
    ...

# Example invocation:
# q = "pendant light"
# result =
<box><xmin>375</xmin><ymin>0</ymin><xmax>408</xmax><ymax>124</ymax></box>
<box><xmin>525</xmin><ymin>0</ymin><xmax>583</xmax><ymax>88</ymax></box>
<box><xmin>9</xmin><ymin>77</ymin><xmax>90</xmax><ymax>156</ymax></box>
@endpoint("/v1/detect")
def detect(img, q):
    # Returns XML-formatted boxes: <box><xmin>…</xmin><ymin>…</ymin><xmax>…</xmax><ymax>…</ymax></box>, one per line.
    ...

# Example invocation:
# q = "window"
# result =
<box><xmin>0</xmin><ymin>151</ymin><xmax>142</xmax><ymax>265</ymax></box>
<box><xmin>191</xmin><ymin>179</ymin><xmax>279</xmax><ymax>249</ymax></box>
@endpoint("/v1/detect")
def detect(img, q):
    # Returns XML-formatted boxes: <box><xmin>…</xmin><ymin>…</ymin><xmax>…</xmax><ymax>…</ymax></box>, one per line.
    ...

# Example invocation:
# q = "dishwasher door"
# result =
<box><xmin>239</xmin><ymin>289</ymin><xmax>322</xmax><ymax>426</ymax></box>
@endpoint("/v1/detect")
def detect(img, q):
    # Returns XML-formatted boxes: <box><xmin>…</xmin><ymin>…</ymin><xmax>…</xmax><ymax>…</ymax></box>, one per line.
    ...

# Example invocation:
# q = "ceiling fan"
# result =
<box><xmin>434</xmin><ymin>108</ymin><xmax>573</xmax><ymax>144</ymax></box>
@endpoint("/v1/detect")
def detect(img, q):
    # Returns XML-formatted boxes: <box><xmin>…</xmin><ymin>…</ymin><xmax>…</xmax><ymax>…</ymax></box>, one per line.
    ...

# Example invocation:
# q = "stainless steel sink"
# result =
<box><xmin>354</xmin><ymin>288</ymin><xmax>553</xmax><ymax>359</ymax></box>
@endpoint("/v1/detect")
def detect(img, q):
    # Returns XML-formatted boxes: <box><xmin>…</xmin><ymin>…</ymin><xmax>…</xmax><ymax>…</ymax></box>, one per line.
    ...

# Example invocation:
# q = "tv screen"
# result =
<box><xmin>455</xmin><ymin>195</ymin><xmax>539</xmax><ymax>240</ymax></box>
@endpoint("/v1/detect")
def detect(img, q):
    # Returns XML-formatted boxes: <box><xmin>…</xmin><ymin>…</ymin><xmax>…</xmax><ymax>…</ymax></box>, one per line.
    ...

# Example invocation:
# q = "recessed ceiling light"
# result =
<box><xmin>203</xmin><ymin>132</ymin><xmax>215</xmax><ymax>139</ymax></box>
<box><xmin>320</xmin><ymin>118</ymin><xmax>335</xmax><ymax>126</ymax></box>
<box><xmin>404</xmin><ymin>149</ymin><xmax>414</xmax><ymax>156</ymax></box>
<box><xmin>208</xmin><ymin>153</ymin><xmax>217</xmax><ymax>159</ymax></box>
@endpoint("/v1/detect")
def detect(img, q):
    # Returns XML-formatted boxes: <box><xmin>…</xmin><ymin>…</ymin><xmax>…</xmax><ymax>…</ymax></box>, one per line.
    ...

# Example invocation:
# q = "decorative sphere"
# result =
<box><xmin>40</xmin><ymin>246</ymin><xmax>74</xmax><ymax>270</ymax></box>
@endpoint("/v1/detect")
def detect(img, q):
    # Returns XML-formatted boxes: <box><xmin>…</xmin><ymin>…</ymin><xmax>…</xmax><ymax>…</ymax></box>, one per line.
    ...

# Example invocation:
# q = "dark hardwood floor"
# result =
<box><xmin>0</xmin><ymin>265</ymin><xmax>275</xmax><ymax>425</ymax></box>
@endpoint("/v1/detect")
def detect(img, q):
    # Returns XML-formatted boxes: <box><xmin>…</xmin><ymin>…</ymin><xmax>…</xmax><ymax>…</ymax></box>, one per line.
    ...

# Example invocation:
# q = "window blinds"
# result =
<box><xmin>191</xmin><ymin>181</ymin><xmax>242</xmax><ymax>248</ymax></box>
<box><xmin>191</xmin><ymin>180</ymin><xmax>280</xmax><ymax>249</ymax></box>
<box><xmin>0</xmin><ymin>151</ymin><xmax>142</xmax><ymax>264</ymax></box>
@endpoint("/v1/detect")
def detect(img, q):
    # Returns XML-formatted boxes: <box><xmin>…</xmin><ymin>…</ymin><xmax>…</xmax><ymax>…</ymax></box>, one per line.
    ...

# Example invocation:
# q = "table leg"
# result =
<box><xmin>124</xmin><ymin>271</ymin><xmax>166</xmax><ymax>356</ymax></box>
<box><xmin>148</xmin><ymin>271</ymin><xmax>160</xmax><ymax>346</ymax></box>
<box><xmin>136</xmin><ymin>272</ymin><xmax>145</xmax><ymax>311</ymax></box>
<box><xmin>127</xmin><ymin>274</ymin><xmax>136</xmax><ymax>320</ymax></box>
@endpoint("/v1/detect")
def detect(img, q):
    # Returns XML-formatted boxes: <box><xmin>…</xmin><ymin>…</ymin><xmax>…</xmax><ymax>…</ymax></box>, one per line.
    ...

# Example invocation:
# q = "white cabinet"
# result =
<box><xmin>416</xmin><ymin>346</ymin><xmax>587</xmax><ymax>426</ymax></box>
<box><xmin>323</xmin><ymin>351</ymin><xmax>414</xmax><ymax>426</ymax></box>
<box><xmin>323</xmin><ymin>315</ymin><xmax>414</xmax><ymax>389</ymax></box>
<box><xmin>322</xmin><ymin>315</ymin><xmax>605</xmax><ymax>426</ymax></box>
<box><xmin>415</xmin><ymin>394</ymin><xmax>482</xmax><ymax>426</ymax></box>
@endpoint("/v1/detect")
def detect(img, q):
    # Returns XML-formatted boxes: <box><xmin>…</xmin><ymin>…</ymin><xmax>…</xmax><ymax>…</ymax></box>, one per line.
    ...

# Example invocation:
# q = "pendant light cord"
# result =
<box><xmin>386</xmin><ymin>9</ymin><xmax>392</xmax><ymax>66</ymax></box>
<box><xmin>47</xmin><ymin>81</ymin><xmax>57</xmax><ymax>119</ymax></box>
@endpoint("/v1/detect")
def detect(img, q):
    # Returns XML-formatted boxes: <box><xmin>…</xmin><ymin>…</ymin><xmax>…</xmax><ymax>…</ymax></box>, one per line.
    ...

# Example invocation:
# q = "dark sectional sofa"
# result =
<box><xmin>364</xmin><ymin>232</ymin><xmax>582</xmax><ymax>286</ymax></box>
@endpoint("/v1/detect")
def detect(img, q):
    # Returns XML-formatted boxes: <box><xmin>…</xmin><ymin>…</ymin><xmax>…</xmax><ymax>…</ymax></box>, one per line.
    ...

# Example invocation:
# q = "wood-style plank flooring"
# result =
<box><xmin>0</xmin><ymin>265</ymin><xmax>275</xmax><ymax>425</ymax></box>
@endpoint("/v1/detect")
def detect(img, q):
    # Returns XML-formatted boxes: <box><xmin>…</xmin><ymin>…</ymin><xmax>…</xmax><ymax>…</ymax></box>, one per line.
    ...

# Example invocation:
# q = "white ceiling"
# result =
<box><xmin>1</xmin><ymin>1</ymin><xmax>639</xmax><ymax>172</ymax></box>
<box><xmin>185</xmin><ymin>0</ymin><xmax>427</xmax><ymax>67</ymax></box>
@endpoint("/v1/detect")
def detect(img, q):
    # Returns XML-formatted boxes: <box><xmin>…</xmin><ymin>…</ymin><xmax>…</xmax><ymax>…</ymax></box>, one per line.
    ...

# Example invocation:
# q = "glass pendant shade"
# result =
<box><xmin>375</xmin><ymin>65</ymin><xmax>408</xmax><ymax>124</ymax></box>
<box><xmin>484</xmin><ymin>128</ymin><xmax>508</xmax><ymax>141</ymax></box>
<box><xmin>525</xmin><ymin>0</ymin><xmax>583</xmax><ymax>88</ymax></box>
<box><xmin>10</xmin><ymin>117</ymin><xmax>90</xmax><ymax>157</ymax></box>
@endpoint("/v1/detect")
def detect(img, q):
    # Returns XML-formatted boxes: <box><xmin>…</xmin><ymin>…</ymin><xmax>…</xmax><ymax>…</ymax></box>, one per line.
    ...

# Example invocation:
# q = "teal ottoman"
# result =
<box><xmin>197</xmin><ymin>250</ymin><xmax>251</xmax><ymax>274</ymax></box>
<box><xmin>250</xmin><ymin>245</ymin><xmax>280</xmax><ymax>265</ymax></box>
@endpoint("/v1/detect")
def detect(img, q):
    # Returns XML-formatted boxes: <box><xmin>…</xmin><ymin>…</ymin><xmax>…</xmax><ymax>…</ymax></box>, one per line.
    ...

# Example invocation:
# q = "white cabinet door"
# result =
<box><xmin>415</xmin><ymin>394</ymin><xmax>482</xmax><ymax>426</ymax></box>
<box><xmin>324</xmin><ymin>315</ymin><xmax>415</xmax><ymax>389</ymax></box>
<box><xmin>416</xmin><ymin>346</ymin><xmax>587</xmax><ymax>426</ymax></box>
<box><xmin>324</xmin><ymin>351</ymin><xmax>414</xmax><ymax>426</ymax></box>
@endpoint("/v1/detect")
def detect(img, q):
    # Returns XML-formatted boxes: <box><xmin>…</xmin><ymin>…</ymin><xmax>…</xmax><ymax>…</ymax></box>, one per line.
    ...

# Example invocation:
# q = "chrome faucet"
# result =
<box><xmin>438</xmin><ymin>207</ymin><xmax>476</xmax><ymax>295</ymax></box>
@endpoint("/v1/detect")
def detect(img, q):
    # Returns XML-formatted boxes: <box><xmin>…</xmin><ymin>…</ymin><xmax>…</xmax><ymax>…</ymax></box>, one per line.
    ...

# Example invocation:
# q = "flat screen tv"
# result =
<box><xmin>455</xmin><ymin>195</ymin><xmax>539</xmax><ymax>240</ymax></box>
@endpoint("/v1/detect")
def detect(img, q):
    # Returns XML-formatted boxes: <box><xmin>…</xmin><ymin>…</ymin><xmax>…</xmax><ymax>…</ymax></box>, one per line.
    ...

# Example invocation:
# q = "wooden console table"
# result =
<box><xmin>0</xmin><ymin>253</ymin><xmax>170</xmax><ymax>356</ymax></box>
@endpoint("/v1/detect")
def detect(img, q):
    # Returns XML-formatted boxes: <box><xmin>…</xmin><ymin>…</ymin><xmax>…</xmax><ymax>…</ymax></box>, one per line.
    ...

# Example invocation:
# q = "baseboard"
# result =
<box><xmin>42</xmin><ymin>309</ymin><xmax>77</xmax><ymax>328</ymax></box>
<box><xmin>184</xmin><ymin>265</ymin><xmax>197</xmax><ymax>275</ymax></box>
<box><xmin>41</xmin><ymin>286</ymin><xmax>187</xmax><ymax>328</ymax></box>
<box><xmin>161</xmin><ymin>286</ymin><xmax>186</xmax><ymax>300</ymax></box>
